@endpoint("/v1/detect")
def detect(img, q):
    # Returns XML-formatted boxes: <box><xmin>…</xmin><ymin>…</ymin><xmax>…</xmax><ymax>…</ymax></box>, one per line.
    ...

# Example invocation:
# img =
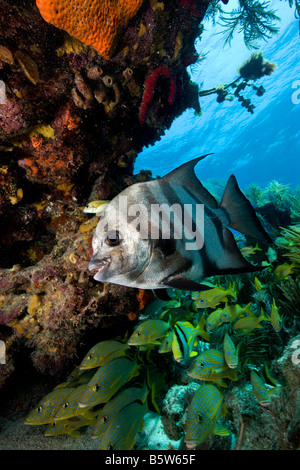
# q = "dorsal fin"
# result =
<box><xmin>162</xmin><ymin>154</ymin><xmax>218</xmax><ymax>209</ymax></box>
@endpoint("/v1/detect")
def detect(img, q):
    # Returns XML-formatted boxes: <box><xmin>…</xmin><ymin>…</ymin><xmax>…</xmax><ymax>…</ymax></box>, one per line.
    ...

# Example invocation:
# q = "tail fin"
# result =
<box><xmin>220</xmin><ymin>175</ymin><xmax>272</xmax><ymax>244</ymax></box>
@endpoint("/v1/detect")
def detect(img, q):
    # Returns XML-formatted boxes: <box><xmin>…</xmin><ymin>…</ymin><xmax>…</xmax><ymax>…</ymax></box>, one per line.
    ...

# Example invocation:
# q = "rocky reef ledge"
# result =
<box><xmin>0</xmin><ymin>0</ymin><xmax>209</xmax><ymax>389</ymax></box>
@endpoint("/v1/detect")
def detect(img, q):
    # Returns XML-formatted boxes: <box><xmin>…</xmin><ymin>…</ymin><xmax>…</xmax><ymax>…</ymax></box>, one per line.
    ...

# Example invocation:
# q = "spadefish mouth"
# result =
<box><xmin>88</xmin><ymin>257</ymin><xmax>111</xmax><ymax>277</ymax></box>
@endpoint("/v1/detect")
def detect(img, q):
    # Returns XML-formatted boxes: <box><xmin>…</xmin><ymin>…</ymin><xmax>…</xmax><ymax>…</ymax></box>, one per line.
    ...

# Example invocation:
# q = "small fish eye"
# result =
<box><xmin>137</xmin><ymin>332</ymin><xmax>141</xmax><ymax>336</ymax></box>
<box><xmin>51</xmin><ymin>422</ymin><xmax>56</xmax><ymax>427</ymax></box>
<box><xmin>93</xmin><ymin>384</ymin><xmax>100</xmax><ymax>392</ymax></box>
<box><xmin>88</xmin><ymin>354</ymin><xmax>93</xmax><ymax>360</ymax></box>
<box><xmin>102</xmin><ymin>416</ymin><xmax>108</xmax><ymax>423</ymax></box>
<box><xmin>36</xmin><ymin>406</ymin><xmax>43</xmax><ymax>413</ymax></box>
<box><xmin>63</xmin><ymin>402</ymin><xmax>69</xmax><ymax>409</ymax></box>
<box><xmin>197</xmin><ymin>414</ymin><xmax>203</xmax><ymax>423</ymax></box>
<box><xmin>105</xmin><ymin>230</ymin><xmax>120</xmax><ymax>246</ymax></box>
<box><xmin>199</xmin><ymin>361</ymin><xmax>205</xmax><ymax>368</ymax></box>
<box><xmin>108</xmin><ymin>444</ymin><xmax>114</xmax><ymax>450</ymax></box>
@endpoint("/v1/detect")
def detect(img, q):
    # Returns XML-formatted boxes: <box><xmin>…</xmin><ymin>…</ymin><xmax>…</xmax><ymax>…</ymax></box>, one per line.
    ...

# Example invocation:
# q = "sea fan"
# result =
<box><xmin>218</xmin><ymin>0</ymin><xmax>280</xmax><ymax>49</ymax></box>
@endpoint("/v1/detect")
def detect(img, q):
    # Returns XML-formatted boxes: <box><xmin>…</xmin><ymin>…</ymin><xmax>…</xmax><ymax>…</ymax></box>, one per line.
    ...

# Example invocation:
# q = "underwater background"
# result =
<box><xmin>0</xmin><ymin>0</ymin><xmax>300</xmax><ymax>452</ymax></box>
<box><xmin>135</xmin><ymin>0</ymin><xmax>300</xmax><ymax>191</ymax></box>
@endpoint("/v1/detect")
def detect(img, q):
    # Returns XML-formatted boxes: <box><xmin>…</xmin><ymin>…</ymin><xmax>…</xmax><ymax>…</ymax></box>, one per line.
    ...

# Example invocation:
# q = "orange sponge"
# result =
<box><xmin>36</xmin><ymin>0</ymin><xmax>144</xmax><ymax>59</ymax></box>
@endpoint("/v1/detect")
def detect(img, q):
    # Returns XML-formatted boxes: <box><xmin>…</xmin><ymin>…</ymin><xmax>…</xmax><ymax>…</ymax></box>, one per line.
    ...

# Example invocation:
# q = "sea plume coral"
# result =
<box><xmin>35</xmin><ymin>0</ymin><xmax>144</xmax><ymax>59</ymax></box>
<box><xmin>279</xmin><ymin>225</ymin><xmax>300</xmax><ymax>267</ymax></box>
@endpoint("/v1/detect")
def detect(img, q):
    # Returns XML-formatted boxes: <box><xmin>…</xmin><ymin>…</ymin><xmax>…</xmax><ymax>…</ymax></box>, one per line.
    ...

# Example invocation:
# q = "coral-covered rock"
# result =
<box><xmin>0</xmin><ymin>199</ymin><xmax>139</xmax><ymax>381</ymax></box>
<box><xmin>224</xmin><ymin>336</ymin><xmax>300</xmax><ymax>451</ymax></box>
<box><xmin>0</xmin><ymin>0</ymin><xmax>211</xmax><ymax>390</ymax></box>
<box><xmin>36</xmin><ymin>0</ymin><xmax>144</xmax><ymax>59</ymax></box>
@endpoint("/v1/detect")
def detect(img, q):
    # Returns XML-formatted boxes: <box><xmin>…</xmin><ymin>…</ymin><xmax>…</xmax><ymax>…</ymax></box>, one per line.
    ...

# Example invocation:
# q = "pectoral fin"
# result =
<box><xmin>152</xmin><ymin>289</ymin><xmax>172</xmax><ymax>301</ymax></box>
<box><xmin>79</xmin><ymin>409</ymin><xmax>96</xmax><ymax>422</ymax></box>
<box><xmin>213</xmin><ymin>422</ymin><xmax>230</xmax><ymax>436</ymax></box>
<box><xmin>213</xmin><ymin>378</ymin><xmax>228</xmax><ymax>388</ymax></box>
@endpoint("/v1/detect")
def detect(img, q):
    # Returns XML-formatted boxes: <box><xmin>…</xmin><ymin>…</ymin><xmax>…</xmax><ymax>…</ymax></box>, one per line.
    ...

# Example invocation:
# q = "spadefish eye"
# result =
<box><xmin>105</xmin><ymin>230</ymin><xmax>121</xmax><ymax>246</ymax></box>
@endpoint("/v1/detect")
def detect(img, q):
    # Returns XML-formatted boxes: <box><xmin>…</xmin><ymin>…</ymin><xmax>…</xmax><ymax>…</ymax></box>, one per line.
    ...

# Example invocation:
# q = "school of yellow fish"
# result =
<box><xmin>24</xmin><ymin>243</ymin><xmax>295</xmax><ymax>450</ymax></box>
<box><xmin>25</xmin><ymin>339</ymin><xmax>151</xmax><ymax>450</ymax></box>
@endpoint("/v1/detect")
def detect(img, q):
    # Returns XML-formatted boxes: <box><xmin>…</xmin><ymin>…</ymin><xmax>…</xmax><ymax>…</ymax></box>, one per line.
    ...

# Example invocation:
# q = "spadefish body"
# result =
<box><xmin>89</xmin><ymin>154</ymin><xmax>271</xmax><ymax>292</ymax></box>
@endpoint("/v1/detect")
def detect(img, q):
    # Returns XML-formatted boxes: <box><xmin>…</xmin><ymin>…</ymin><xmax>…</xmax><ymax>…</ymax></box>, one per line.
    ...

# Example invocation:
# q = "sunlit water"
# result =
<box><xmin>134</xmin><ymin>0</ymin><xmax>300</xmax><ymax>191</ymax></box>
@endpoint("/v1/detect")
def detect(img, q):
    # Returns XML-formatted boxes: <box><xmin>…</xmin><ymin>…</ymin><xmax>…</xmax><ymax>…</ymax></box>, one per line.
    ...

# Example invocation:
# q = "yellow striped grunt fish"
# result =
<box><xmin>83</xmin><ymin>200</ymin><xmax>110</xmax><ymax>215</ymax></box>
<box><xmin>233</xmin><ymin>308</ymin><xmax>269</xmax><ymax>334</ymax></box>
<box><xmin>223</xmin><ymin>332</ymin><xmax>238</xmax><ymax>369</ymax></box>
<box><xmin>273</xmin><ymin>262</ymin><xmax>295</xmax><ymax>280</ymax></box>
<box><xmin>184</xmin><ymin>384</ymin><xmax>229</xmax><ymax>449</ymax></box>
<box><xmin>88</xmin><ymin>155</ymin><xmax>271</xmax><ymax>295</ymax></box>
<box><xmin>158</xmin><ymin>329</ymin><xmax>174</xmax><ymax>354</ymax></box>
<box><xmin>24</xmin><ymin>387</ymin><xmax>74</xmax><ymax>425</ymax></box>
<box><xmin>55</xmin><ymin>367</ymin><xmax>95</xmax><ymax>389</ymax></box>
<box><xmin>194</xmin><ymin>283</ymin><xmax>237</xmax><ymax>309</ymax></box>
<box><xmin>44</xmin><ymin>415</ymin><xmax>95</xmax><ymax>437</ymax></box>
<box><xmin>78</xmin><ymin>357</ymin><xmax>140</xmax><ymax>409</ymax></box>
<box><xmin>98</xmin><ymin>401</ymin><xmax>148</xmax><ymax>450</ymax></box>
<box><xmin>253</xmin><ymin>276</ymin><xmax>263</xmax><ymax>292</ymax></box>
<box><xmin>206</xmin><ymin>308</ymin><xmax>223</xmax><ymax>332</ymax></box>
<box><xmin>250</xmin><ymin>370</ymin><xmax>271</xmax><ymax>407</ymax></box>
<box><xmin>220</xmin><ymin>302</ymin><xmax>253</xmax><ymax>323</ymax></box>
<box><xmin>270</xmin><ymin>298</ymin><xmax>282</xmax><ymax>332</ymax></box>
<box><xmin>79</xmin><ymin>340</ymin><xmax>130</xmax><ymax>370</ymax></box>
<box><xmin>92</xmin><ymin>385</ymin><xmax>149</xmax><ymax>438</ymax></box>
<box><xmin>53</xmin><ymin>385</ymin><xmax>96</xmax><ymax>422</ymax></box>
<box><xmin>187</xmin><ymin>349</ymin><xmax>238</xmax><ymax>387</ymax></box>
<box><xmin>240</xmin><ymin>242</ymin><xmax>262</xmax><ymax>257</ymax></box>
<box><xmin>127</xmin><ymin>319</ymin><xmax>170</xmax><ymax>346</ymax></box>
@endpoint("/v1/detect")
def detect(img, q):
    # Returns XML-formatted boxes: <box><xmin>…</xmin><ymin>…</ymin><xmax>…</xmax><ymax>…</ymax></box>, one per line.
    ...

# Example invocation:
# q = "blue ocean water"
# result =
<box><xmin>134</xmin><ymin>0</ymin><xmax>300</xmax><ymax>192</ymax></box>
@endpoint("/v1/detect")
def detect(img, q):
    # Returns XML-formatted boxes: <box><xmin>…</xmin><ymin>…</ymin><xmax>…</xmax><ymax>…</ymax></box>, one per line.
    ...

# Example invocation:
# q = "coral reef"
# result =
<box><xmin>19</xmin><ymin>230</ymin><xmax>300</xmax><ymax>449</ymax></box>
<box><xmin>0</xmin><ymin>0</ymin><xmax>211</xmax><ymax>391</ymax></box>
<box><xmin>36</xmin><ymin>0</ymin><xmax>144</xmax><ymax>59</ymax></box>
<box><xmin>0</xmin><ymin>0</ymin><xmax>299</xmax><ymax>452</ymax></box>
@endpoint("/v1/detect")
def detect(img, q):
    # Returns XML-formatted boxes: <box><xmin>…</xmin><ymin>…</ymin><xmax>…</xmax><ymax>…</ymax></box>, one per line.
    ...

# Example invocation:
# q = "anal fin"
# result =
<box><xmin>163</xmin><ymin>275</ymin><xmax>213</xmax><ymax>292</ymax></box>
<box><xmin>152</xmin><ymin>289</ymin><xmax>172</xmax><ymax>301</ymax></box>
<box><xmin>216</xmin><ymin>228</ymin><xmax>265</xmax><ymax>276</ymax></box>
